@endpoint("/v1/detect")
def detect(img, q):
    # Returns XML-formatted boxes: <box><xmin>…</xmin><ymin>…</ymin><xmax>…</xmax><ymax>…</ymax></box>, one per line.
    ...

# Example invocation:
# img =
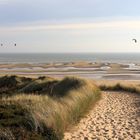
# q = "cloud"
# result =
<box><xmin>1</xmin><ymin>20</ymin><xmax>140</xmax><ymax>32</ymax></box>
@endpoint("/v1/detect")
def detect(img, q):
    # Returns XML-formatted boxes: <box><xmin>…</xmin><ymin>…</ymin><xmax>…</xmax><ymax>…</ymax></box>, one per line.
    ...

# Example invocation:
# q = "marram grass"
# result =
<box><xmin>100</xmin><ymin>83</ymin><xmax>140</xmax><ymax>94</ymax></box>
<box><xmin>0</xmin><ymin>76</ymin><xmax>101</xmax><ymax>140</ymax></box>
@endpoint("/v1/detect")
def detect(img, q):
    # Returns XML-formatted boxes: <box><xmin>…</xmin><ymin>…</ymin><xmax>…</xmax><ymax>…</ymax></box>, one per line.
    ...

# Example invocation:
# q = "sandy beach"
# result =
<box><xmin>63</xmin><ymin>91</ymin><xmax>140</xmax><ymax>140</ymax></box>
<box><xmin>0</xmin><ymin>62</ymin><xmax>140</xmax><ymax>80</ymax></box>
<box><xmin>0</xmin><ymin>62</ymin><xmax>139</xmax><ymax>139</ymax></box>
<box><xmin>1</xmin><ymin>0</ymin><xmax>140</xmax><ymax>139</ymax></box>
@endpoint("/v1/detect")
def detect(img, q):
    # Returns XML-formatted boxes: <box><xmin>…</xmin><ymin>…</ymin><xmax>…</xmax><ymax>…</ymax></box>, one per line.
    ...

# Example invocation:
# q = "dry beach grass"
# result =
<box><xmin>0</xmin><ymin>75</ymin><xmax>140</xmax><ymax>140</ymax></box>
<box><xmin>63</xmin><ymin>80</ymin><xmax>140</xmax><ymax>139</ymax></box>
<box><xmin>0</xmin><ymin>75</ymin><xmax>101</xmax><ymax>140</ymax></box>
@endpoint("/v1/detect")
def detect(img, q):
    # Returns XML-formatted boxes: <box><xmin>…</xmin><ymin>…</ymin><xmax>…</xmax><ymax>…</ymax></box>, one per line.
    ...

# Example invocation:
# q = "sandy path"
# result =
<box><xmin>63</xmin><ymin>92</ymin><xmax>140</xmax><ymax>140</ymax></box>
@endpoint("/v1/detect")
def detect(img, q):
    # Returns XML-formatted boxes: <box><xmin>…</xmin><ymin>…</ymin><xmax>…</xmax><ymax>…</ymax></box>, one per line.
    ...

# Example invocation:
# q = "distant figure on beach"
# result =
<box><xmin>132</xmin><ymin>39</ymin><xmax>137</xmax><ymax>43</ymax></box>
<box><xmin>0</xmin><ymin>43</ymin><xmax>17</xmax><ymax>46</ymax></box>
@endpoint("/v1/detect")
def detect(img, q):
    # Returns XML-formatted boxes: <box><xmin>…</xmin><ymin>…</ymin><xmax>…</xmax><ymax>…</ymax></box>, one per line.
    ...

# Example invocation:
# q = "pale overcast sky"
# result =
<box><xmin>0</xmin><ymin>0</ymin><xmax>140</xmax><ymax>53</ymax></box>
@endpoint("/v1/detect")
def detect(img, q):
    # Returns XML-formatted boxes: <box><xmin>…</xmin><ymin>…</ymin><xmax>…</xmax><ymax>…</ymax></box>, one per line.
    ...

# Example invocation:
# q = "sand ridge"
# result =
<box><xmin>63</xmin><ymin>92</ymin><xmax>140</xmax><ymax>140</ymax></box>
<box><xmin>1</xmin><ymin>62</ymin><xmax>140</xmax><ymax>80</ymax></box>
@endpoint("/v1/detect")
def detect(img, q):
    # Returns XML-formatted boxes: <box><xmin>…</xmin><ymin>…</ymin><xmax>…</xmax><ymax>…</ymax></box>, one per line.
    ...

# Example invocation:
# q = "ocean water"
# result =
<box><xmin>0</xmin><ymin>53</ymin><xmax>140</xmax><ymax>63</ymax></box>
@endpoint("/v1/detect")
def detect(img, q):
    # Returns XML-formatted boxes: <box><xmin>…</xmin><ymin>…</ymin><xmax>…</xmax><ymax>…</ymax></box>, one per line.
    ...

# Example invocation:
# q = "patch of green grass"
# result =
<box><xmin>19</xmin><ymin>79</ymin><xmax>58</xmax><ymax>95</ymax></box>
<box><xmin>0</xmin><ymin>75</ymin><xmax>33</xmax><ymax>97</ymax></box>
<box><xmin>0</xmin><ymin>75</ymin><xmax>18</xmax><ymax>88</ymax></box>
<box><xmin>0</xmin><ymin>75</ymin><xmax>32</xmax><ymax>89</ymax></box>
<box><xmin>19</xmin><ymin>76</ymin><xmax>85</xmax><ymax>97</ymax></box>
<box><xmin>51</xmin><ymin>77</ymin><xmax>85</xmax><ymax>97</ymax></box>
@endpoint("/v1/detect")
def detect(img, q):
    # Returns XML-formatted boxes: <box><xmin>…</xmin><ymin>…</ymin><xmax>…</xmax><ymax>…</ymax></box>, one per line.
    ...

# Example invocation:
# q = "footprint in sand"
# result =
<box><xmin>63</xmin><ymin>92</ymin><xmax>140</xmax><ymax>140</ymax></box>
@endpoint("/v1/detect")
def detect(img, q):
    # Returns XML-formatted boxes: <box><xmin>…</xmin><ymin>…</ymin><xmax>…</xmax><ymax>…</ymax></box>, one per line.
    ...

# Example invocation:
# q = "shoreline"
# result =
<box><xmin>0</xmin><ymin>61</ymin><xmax>140</xmax><ymax>80</ymax></box>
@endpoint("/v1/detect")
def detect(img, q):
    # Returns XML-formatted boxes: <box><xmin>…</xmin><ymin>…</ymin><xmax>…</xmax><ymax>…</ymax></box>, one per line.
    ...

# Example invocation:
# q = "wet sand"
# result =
<box><xmin>0</xmin><ymin>62</ymin><xmax>140</xmax><ymax>80</ymax></box>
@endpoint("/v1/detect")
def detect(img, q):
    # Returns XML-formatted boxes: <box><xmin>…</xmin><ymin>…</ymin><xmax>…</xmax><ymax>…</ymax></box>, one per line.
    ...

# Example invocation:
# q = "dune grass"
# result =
<box><xmin>99</xmin><ymin>83</ymin><xmax>140</xmax><ymax>94</ymax></box>
<box><xmin>0</xmin><ymin>76</ymin><xmax>101</xmax><ymax>140</ymax></box>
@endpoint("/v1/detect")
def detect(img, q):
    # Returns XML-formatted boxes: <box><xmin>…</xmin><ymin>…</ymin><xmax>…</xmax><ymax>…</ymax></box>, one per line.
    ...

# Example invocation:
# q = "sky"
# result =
<box><xmin>0</xmin><ymin>0</ymin><xmax>140</xmax><ymax>53</ymax></box>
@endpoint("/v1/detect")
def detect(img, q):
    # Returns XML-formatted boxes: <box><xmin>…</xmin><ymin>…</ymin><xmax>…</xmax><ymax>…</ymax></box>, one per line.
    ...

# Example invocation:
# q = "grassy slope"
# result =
<box><xmin>99</xmin><ymin>82</ymin><xmax>140</xmax><ymax>94</ymax></box>
<box><xmin>0</xmin><ymin>76</ymin><xmax>101</xmax><ymax>140</ymax></box>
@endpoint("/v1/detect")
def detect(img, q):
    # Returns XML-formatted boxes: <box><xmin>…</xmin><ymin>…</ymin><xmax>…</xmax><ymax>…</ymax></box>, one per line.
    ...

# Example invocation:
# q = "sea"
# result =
<box><xmin>0</xmin><ymin>53</ymin><xmax>140</xmax><ymax>64</ymax></box>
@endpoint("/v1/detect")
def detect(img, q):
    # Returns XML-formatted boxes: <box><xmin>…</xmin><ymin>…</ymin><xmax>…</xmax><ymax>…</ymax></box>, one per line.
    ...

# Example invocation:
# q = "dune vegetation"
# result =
<box><xmin>0</xmin><ymin>75</ymin><xmax>101</xmax><ymax>140</ymax></box>
<box><xmin>99</xmin><ymin>83</ymin><xmax>140</xmax><ymax>94</ymax></box>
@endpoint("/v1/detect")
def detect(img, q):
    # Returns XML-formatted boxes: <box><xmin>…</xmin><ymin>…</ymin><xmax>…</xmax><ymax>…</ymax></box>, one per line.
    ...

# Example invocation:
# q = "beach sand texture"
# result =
<box><xmin>63</xmin><ymin>92</ymin><xmax>140</xmax><ymax>140</ymax></box>
<box><xmin>0</xmin><ymin>62</ymin><xmax>140</xmax><ymax>80</ymax></box>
